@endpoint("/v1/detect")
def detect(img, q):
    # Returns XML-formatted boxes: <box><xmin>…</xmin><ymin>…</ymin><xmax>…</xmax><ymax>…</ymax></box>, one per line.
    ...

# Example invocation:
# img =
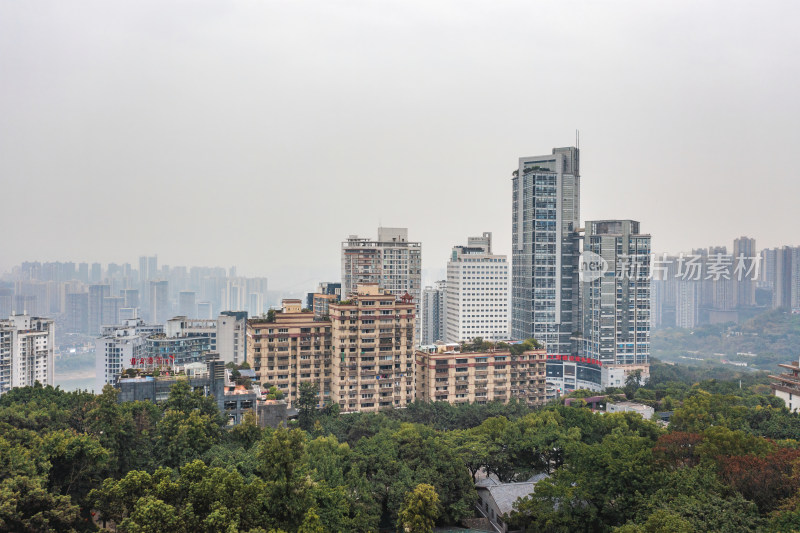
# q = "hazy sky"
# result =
<box><xmin>2</xmin><ymin>1</ymin><xmax>799</xmax><ymax>288</ymax></box>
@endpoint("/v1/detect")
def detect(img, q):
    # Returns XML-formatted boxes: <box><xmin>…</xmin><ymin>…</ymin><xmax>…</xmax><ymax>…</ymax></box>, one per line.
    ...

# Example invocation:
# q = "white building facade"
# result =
<box><xmin>0</xmin><ymin>314</ymin><xmax>55</xmax><ymax>394</ymax></box>
<box><xmin>445</xmin><ymin>232</ymin><xmax>510</xmax><ymax>343</ymax></box>
<box><xmin>95</xmin><ymin>318</ymin><xmax>164</xmax><ymax>391</ymax></box>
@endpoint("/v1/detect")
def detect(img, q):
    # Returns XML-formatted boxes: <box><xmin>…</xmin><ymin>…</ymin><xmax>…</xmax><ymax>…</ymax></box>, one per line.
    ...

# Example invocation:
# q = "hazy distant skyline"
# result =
<box><xmin>2</xmin><ymin>1</ymin><xmax>798</xmax><ymax>288</ymax></box>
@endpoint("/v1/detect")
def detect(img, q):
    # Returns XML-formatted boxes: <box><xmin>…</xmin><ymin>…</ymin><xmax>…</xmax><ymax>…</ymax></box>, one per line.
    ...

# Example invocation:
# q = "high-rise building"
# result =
<box><xmin>102</xmin><ymin>296</ymin><xmax>124</xmax><ymax>327</ymax></box>
<box><xmin>0</xmin><ymin>288</ymin><xmax>12</xmax><ymax>319</ymax></box>
<box><xmin>179</xmin><ymin>291</ymin><xmax>197</xmax><ymax>318</ymax></box>
<box><xmin>122</xmin><ymin>288</ymin><xmax>140</xmax><ymax>309</ymax></box>
<box><xmin>580</xmin><ymin>220</ymin><xmax>651</xmax><ymax>390</ymax></box>
<box><xmin>733</xmin><ymin>236</ymin><xmax>757</xmax><ymax>307</ymax></box>
<box><xmin>444</xmin><ymin>232</ymin><xmax>509</xmax><ymax>343</ymax></box>
<box><xmin>676</xmin><ymin>280</ymin><xmax>700</xmax><ymax>328</ymax></box>
<box><xmin>248</xmin><ymin>299</ymin><xmax>333</xmax><ymax>405</ymax></box>
<box><xmin>771</xmin><ymin>246</ymin><xmax>800</xmax><ymax>311</ymax></box>
<box><xmin>90</xmin><ymin>263</ymin><xmax>102</xmax><ymax>283</ymax></box>
<box><xmin>95</xmin><ymin>319</ymin><xmax>150</xmax><ymax>392</ymax></box>
<box><xmin>147</xmin><ymin>256</ymin><xmax>158</xmax><ymax>281</ymax></box>
<box><xmin>511</xmin><ymin>147</ymin><xmax>580</xmax><ymax>358</ymax></box>
<box><xmin>421</xmin><ymin>281</ymin><xmax>446</xmax><ymax>345</ymax></box>
<box><xmin>330</xmin><ymin>284</ymin><xmax>416</xmax><ymax>412</ymax></box>
<box><xmin>66</xmin><ymin>292</ymin><xmax>89</xmax><ymax>334</ymax></box>
<box><xmin>0</xmin><ymin>314</ymin><xmax>54</xmax><ymax>394</ymax></box>
<box><xmin>149</xmin><ymin>280</ymin><xmax>170</xmax><ymax>324</ymax></box>
<box><xmin>761</xmin><ymin>248</ymin><xmax>777</xmax><ymax>290</ymax></box>
<box><xmin>341</xmin><ymin>227</ymin><xmax>422</xmax><ymax>339</ymax></box>
<box><xmin>78</xmin><ymin>263</ymin><xmax>89</xmax><ymax>283</ymax></box>
<box><xmin>217</xmin><ymin>311</ymin><xmax>248</xmax><ymax>365</ymax></box>
<box><xmin>197</xmin><ymin>301</ymin><xmax>213</xmax><ymax>319</ymax></box>
<box><xmin>88</xmin><ymin>284</ymin><xmax>110</xmax><ymax>335</ymax></box>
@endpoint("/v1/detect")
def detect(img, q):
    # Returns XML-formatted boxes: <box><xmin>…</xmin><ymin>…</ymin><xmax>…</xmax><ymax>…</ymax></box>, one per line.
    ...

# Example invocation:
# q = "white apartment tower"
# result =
<box><xmin>95</xmin><ymin>319</ymin><xmax>150</xmax><ymax>392</ymax></box>
<box><xmin>342</xmin><ymin>227</ymin><xmax>422</xmax><ymax>338</ymax></box>
<box><xmin>445</xmin><ymin>232</ymin><xmax>510</xmax><ymax>343</ymax></box>
<box><xmin>0</xmin><ymin>314</ymin><xmax>55</xmax><ymax>395</ymax></box>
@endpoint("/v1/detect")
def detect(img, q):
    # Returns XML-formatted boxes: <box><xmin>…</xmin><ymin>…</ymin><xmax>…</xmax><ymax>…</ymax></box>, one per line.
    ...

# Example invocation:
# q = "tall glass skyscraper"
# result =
<box><xmin>511</xmin><ymin>147</ymin><xmax>581</xmax><ymax>358</ymax></box>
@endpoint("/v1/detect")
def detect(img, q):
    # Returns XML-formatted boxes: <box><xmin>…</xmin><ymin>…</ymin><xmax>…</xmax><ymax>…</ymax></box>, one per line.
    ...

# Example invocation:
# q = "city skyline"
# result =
<box><xmin>2</xmin><ymin>1</ymin><xmax>799</xmax><ymax>286</ymax></box>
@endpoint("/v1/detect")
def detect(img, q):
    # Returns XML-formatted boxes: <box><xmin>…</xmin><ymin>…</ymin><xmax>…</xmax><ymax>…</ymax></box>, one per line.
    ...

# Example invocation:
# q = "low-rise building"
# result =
<box><xmin>770</xmin><ymin>359</ymin><xmax>800</xmax><ymax>412</ymax></box>
<box><xmin>601</xmin><ymin>363</ymin><xmax>650</xmax><ymax>390</ymax></box>
<box><xmin>115</xmin><ymin>357</ymin><xmax>273</xmax><ymax>425</ymax></box>
<box><xmin>476</xmin><ymin>474</ymin><xmax>550</xmax><ymax>533</ymax></box>
<box><xmin>415</xmin><ymin>345</ymin><xmax>547</xmax><ymax>406</ymax></box>
<box><xmin>606</xmin><ymin>400</ymin><xmax>655</xmax><ymax>419</ymax></box>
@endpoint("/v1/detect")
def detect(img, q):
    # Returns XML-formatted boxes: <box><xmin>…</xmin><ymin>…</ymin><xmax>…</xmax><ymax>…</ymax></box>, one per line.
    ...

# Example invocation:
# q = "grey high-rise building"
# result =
<box><xmin>773</xmin><ymin>246</ymin><xmax>800</xmax><ymax>311</ymax></box>
<box><xmin>88</xmin><ymin>284</ymin><xmax>110</xmax><ymax>335</ymax></box>
<box><xmin>148</xmin><ymin>256</ymin><xmax>158</xmax><ymax>280</ymax></box>
<box><xmin>580</xmin><ymin>220</ymin><xmax>651</xmax><ymax>389</ymax></box>
<box><xmin>102</xmin><ymin>296</ymin><xmax>124</xmax><ymax>327</ymax></box>
<box><xmin>179</xmin><ymin>291</ymin><xmax>197</xmax><ymax>318</ymax></box>
<box><xmin>78</xmin><ymin>263</ymin><xmax>89</xmax><ymax>283</ymax></box>
<box><xmin>90</xmin><ymin>263</ymin><xmax>102</xmax><ymax>283</ymax></box>
<box><xmin>733</xmin><ymin>236</ymin><xmax>757</xmax><ymax>308</ymax></box>
<box><xmin>122</xmin><ymin>288</ymin><xmax>140</xmax><ymax>309</ymax></box>
<box><xmin>511</xmin><ymin>147</ymin><xmax>580</xmax><ymax>358</ymax></box>
<box><xmin>66</xmin><ymin>292</ymin><xmax>89</xmax><ymax>334</ymax></box>
<box><xmin>149</xmin><ymin>280</ymin><xmax>170</xmax><ymax>325</ymax></box>
<box><xmin>197</xmin><ymin>301</ymin><xmax>213</xmax><ymax>319</ymax></box>
<box><xmin>421</xmin><ymin>280</ymin><xmax>446</xmax><ymax>345</ymax></box>
<box><xmin>0</xmin><ymin>288</ymin><xmax>12</xmax><ymax>319</ymax></box>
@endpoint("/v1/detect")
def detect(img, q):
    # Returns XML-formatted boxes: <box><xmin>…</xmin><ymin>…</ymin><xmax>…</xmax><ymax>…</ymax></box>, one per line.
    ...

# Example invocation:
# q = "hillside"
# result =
<box><xmin>652</xmin><ymin>309</ymin><xmax>800</xmax><ymax>370</ymax></box>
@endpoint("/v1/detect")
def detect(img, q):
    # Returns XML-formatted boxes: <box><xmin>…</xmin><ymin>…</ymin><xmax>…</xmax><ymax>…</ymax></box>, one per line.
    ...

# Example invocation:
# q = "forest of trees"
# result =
<box><xmin>3</xmin><ymin>361</ymin><xmax>800</xmax><ymax>532</ymax></box>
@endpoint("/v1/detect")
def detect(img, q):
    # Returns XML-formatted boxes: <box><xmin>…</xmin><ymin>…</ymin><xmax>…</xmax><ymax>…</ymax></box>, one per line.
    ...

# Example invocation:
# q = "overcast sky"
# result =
<box><xmin>2</xmin><ymin>0</ymin><xmax>798</xmax><ymax>288</ymax></box>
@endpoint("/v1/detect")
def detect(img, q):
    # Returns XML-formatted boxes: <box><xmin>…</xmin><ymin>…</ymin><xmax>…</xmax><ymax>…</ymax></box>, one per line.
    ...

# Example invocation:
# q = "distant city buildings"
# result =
<box><xmin>1</xmin><ymin>259</ymin><xmax>269</xmax><ymax>344</ymax></box>
<box><xmin>0</xmin><ymin>314</ymin><xmax>54</xmax><ymax>394</ymax></box>
<box><xmin>305</xmin><ymin>282</ymin><xmax>341</xmax><ymax>313</ymax></box>
<box><xmin>650</xmin><ymin>237</ymin><xmax>800</xmax><ymax>328</ymax></box>
<box><xmin>421</xmin><ymin>281</ymin><xmax>446</xmax><ymax>345</ymax></box>
<box><xmin>733</xmin><ymin>236</ymin><xmax>757</xmax><ymax>307</ymax></box>
<box><xmin>95</xmin><ymin>311</ymin><xmax>247</xmax><ymax>390</ymax></box>
<box><xmin>88</xmin><ymin>284</ymin><xmax>110</xmax><ymax>335</ymax></box>
<box><xmin>444</xmin><ymin>232</ymin><xmax>509</xmax><ymax>343</ymax></box>
<box><xmin>95</xmin><ymin>318</ymin><xmax>161</xmax><ymax>392</ymax></box>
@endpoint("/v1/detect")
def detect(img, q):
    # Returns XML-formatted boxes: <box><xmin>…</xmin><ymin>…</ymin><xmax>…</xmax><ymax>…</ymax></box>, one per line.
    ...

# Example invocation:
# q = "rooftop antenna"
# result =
<box><xmin>576</xmin><ymin>129</ymin><xmax>580</xmax><ymax>150</ymax></box>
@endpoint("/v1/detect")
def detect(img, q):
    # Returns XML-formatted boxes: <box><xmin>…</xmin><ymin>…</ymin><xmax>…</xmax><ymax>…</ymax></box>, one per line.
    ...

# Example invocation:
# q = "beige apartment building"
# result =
<box><xmin>246</xmin><ymin>299</ymin><xmax>333</xmax><ymax>406</ymax></box>
<box><xmin>329</xmin><ymin>283</ymin><xmax>415</xmax><ymax>412</ymax></box>
<box><xmin>415</xmin><ymin>346</ymin><xmax>548</xmax><ymax>406</ymax></box>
